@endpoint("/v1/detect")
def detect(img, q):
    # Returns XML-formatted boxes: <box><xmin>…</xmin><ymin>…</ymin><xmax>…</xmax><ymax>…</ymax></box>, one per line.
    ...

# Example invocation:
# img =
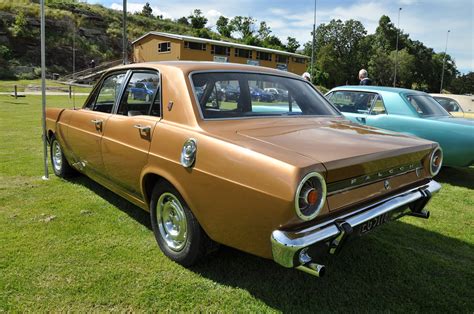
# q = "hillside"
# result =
<box><xmin>0</xmin><ymin>1</ymin><xmax>234</xmax><ymax>79</ymax></box>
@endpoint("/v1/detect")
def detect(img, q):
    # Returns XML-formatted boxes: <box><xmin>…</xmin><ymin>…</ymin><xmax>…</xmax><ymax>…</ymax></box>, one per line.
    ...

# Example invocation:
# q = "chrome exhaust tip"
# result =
<box><xmin>296</xmin><ymin>263</ymin><xmax>326</xmax><ymax>277</ymax></box>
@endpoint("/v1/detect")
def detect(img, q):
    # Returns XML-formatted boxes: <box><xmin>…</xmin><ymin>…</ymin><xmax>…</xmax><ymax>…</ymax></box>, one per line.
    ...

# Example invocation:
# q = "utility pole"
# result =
<box><xmin>440</xmin><ymin>30</ymin><xmax>451</xmax><ymax>93</ymax></box>
<box><xmin>40</xmin><ymin>0</ymin><xmax>49</xmax><ymax>180</ymax></box>
<box><xmin>310</xmin><ymin>0</ymin><xmax>317</xmax><ymax>80</ymax></box>
<box><xmin>122</xmin><ymin>0</ymin><xmax>128</xmax><ymax>64</ymax></box>
<box><xmin>393</xmin><ymin>7</ymin><xmax>402</xmax><ymax>87</ymax></box>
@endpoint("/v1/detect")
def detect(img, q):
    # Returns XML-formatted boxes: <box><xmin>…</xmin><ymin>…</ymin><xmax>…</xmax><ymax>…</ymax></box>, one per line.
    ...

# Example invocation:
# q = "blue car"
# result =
<box><xmin>131</xmin><ymin>82</ymin><xmax>156</xmax><ymax>101</ymax></box>
<box><xmin>250</xmin><ymin>87</ymin><xmax>274</xmax><ymax>102</ymax></box>
<box><xmin>325</xmin><ymin>86</ymin><xmax>474</xmax><ymax>167</ymax></box>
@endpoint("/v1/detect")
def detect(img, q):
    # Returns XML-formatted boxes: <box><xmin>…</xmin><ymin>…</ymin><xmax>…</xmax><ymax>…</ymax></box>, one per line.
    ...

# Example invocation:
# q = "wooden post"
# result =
<box><xmin>14</xmin><ymin>85</ymin><xmax>17</xmax><ymax>99</ymax></box>
<box><xmin>69</xmin><ymin>85</ymin><xmax>72</xmax><ymax>99</ymax></box>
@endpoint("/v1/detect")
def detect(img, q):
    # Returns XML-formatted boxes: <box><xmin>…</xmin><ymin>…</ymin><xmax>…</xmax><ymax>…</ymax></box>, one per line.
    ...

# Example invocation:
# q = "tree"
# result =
<box><xmin>368</xmin><ymin>48</ymin><xmax>393</xmax><ymax>86</ymax></box>
<box><xmin>141</xmin><ymin>2</ymin><xmax>153</xmax><ymax>18</ymax></box>
<box><xmin>310</xmin><ymin>19</ymin><xmax>368</xmax><ymax>86</ymax></box>
<box><xmin>257</xmin><ymin>21</ymin><xmax>271</xmax><ymax>40</ymax></box>
<box><xmin>286</xmin><ymin>37</ymin><xmax>300</xmax><ymax>53</ymax></box>
<box><xmin>449</xmin><ymin>72</ymin><xmax>474</xmax><ymax>94</ymax></box>
<box><xmin>230</xmin><ymin>16</ymin><xmax>256</xmax><ymax>39</ymax></box>
<box><xmin>390</xmin><ymin>48</ymin><xmax>415</xmax><ymax>88</ymax></box>
<box><xmin>216</xmin><ymin>16</ymin><xmax>233</xmax><ymax>38</ymax></box>
<box><xmin>188</xmin><ymin>9</ymin><xmax>208</xmax><ymax>29</ymax></box>
<box><xmin>177</xmin><ymin>16</ymin><xmax>190</xmax><ymax>26</ymax></box>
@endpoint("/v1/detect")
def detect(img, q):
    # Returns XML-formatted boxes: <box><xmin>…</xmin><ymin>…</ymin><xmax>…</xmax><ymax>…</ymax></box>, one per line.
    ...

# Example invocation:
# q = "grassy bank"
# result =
<box><xmin>0</xmin><ymin>95</ymin><xmax>473</xmax><ymax>312</ymax></box>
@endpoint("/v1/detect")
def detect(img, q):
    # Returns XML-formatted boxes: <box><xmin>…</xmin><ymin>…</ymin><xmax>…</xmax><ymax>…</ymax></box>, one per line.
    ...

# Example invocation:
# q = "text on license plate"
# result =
<box><xmin>360</xmin><ymin>212</ymin><xmax>390</xmax><ymax>234</ymax></box>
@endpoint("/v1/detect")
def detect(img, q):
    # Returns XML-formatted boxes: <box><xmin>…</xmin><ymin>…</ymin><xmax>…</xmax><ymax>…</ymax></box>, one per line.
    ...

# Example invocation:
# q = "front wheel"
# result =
<box><xmin>50</xmin><ymin>135</ymin><xmax>75</xmax><ymax>178</ymax></box>
<box><xmin>150</xmin><ymin>182</ymin><xmax>214</xmax><ymax>266</ymax></box>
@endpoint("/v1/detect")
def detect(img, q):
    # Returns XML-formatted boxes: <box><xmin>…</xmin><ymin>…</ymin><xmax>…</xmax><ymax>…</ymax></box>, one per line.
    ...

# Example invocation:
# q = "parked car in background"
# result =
<box><xmin>219</xmin><ymin>84</ymin><xmax>240</xmax><ymax>101</ymax></box>
<box><xmin>130</xmin><ymin>81</ymin><xmax>156</xmax><ymax>101</ymax></box>
<box><xmin>264</xmin><ymin>87</ymin><xmax>289</xmax><ymax>101</ymax></box>
<box><xmin>250</xmin><ymin>86</ymin><xmax>274</xmax><ymax>102</ymax></box>
<box><xmin>325</xmin><ymin>86</ymin><xmax>474</xmax><ymax>167</ymax></box>
<box><xmin>46</xmin><ymin>62</ymin><xmax>442</xmax><ymax>277</ymax></box>
<box><xmin>430</xmin><ymin>94</ymin><xmax>474</xmax><ymax>119</ymax></box>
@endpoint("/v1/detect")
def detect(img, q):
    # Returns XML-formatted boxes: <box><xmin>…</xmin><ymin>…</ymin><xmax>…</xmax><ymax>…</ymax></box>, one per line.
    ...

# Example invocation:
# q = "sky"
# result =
<box><xmin>86</xmin><ymin>0</ymin><xmax>473</xmax><ymax>73</ymax></box>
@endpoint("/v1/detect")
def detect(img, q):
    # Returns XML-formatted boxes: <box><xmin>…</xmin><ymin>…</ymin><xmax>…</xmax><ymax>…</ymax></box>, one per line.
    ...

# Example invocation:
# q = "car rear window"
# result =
<box><xmin>404</xmin><ymin>95</ymin><xmax>450</xmax><ymax>117</ymax></box>
<box><xmin>191</xmin><ymin>72</ymin><xmax>340</xmax><ymax>119</ymax></box>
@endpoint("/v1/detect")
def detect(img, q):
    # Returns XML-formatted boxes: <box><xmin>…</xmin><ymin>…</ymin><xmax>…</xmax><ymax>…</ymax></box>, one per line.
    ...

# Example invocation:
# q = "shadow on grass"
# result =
<box><xmin>67</xmin><ymin>175</ymin><xmax>473</xmax><ymax>311</ymax></box>
<box><xmin>436</xmin><ymin>166</ymin><xmax>474</xmax><ymax>189</ymax></box>
<box><xmin>190</xmin><ymin>222</ymin><xmax>474</xmax><ymax>312</ymax></box>
<box><xmin>69</xmin><ymin>175</ymin><xmax>152</xmax><ymax>230</ymax></box>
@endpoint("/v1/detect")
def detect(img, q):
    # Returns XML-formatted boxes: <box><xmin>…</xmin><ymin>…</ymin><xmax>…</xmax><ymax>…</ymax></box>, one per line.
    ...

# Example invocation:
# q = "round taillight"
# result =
<box><xmin>429</xmin><ymin>146</ymin><xmax>443</xmax><ymax>177</ymax></box>
<box><xmin>295</xmin><ymin>172</ymin><xmax>327</xmax><ymax>221</ymax></box>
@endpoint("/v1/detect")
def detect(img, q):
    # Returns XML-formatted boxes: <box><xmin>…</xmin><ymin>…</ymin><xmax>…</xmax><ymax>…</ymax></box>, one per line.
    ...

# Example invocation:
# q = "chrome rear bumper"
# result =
<box><xmin>271</xmin><ymin>180</ymin><xmax>441</xmax><ymax>272</ymax></box>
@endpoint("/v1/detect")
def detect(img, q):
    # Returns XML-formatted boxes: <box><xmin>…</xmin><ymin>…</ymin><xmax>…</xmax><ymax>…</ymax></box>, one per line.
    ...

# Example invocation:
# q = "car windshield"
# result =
<box><xmin>404</xmin><ymin>95</ymin><xmax>451</xmax><ymax>117</ymax></box>
<box><xmin>191</xmin><ymin>72</ymin><xmax>340</xmax><ymax>119</ymax></box>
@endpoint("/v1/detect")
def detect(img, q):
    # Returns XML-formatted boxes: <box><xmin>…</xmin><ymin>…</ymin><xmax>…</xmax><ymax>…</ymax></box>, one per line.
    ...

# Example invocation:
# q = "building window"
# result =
<box><xmin>235</xmin><ymin>48</ymin><xmax>252</xmax><ymax>59</ymax></box>
<box><xmin>293</xmin><ymin>57</ymin><xmax>306</xmax><ymax>64</ymax></box>
<box><xmin>211</xmin><ymin>45</ymin><xmax>230</xmax><ymax>56</ymax></box>
<box><xmin>158</xmin><ymin>42</ymin><xmax>171</xmax><ymax>53</ymax></box>
<box><xmin>184</xmin><ymin>41</ymin><xmax>206</xmax><ymax>51</ymax></box>
<box><xmin>256</xmin><ymin>51</ymin><xmax>272</xmax><ymax>61</ymax></box>
<box><xmin>276</xmin><ymin>55</ymin><xmax>288</xmax><ymax>64</ymax></box>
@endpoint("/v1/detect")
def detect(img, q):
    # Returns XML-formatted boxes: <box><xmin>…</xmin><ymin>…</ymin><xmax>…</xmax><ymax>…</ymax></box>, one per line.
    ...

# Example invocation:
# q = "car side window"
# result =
<box><xmin>369</xmin><ymin>95</ymin><xmax>387</xmax><ymax>115</ymax></box>
<box><xmin>117</xmin><ymin>72</ymin><xmax>161</xmax><ymax>117</ymax></box>
<box><xmin>86</xmin><ymin>72</ymin><xmax>126</xmax><ymax>113</ymax></box>
<box><xmin>328</xmin><ymin>91</ymin><xmax>377</xmax><ymax>113</ymax></box>
<box><xmin>434</xmin><ymin>97</ymin><xmax>461</xmax><ymax>112</ymax></box>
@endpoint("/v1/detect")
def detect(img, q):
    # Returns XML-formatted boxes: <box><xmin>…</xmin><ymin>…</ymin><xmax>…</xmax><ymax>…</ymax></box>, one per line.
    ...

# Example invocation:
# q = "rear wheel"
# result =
<box><xmin>50</xmin><ymin>135</ymin><xmax>75</xmax><ymax>178</ymax></box>
<box><xmin>150</xmin><ymin>182</ymin><xmax>214</xmax><ymax>266</ymax></box>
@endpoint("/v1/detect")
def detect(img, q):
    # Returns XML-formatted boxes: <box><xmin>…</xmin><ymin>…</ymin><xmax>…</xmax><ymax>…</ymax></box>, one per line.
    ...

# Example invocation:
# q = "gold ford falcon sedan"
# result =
<box><xmin>46</xmin><ymin>62</ymin><xmax>442</xmax><ymax>277</ymax></box>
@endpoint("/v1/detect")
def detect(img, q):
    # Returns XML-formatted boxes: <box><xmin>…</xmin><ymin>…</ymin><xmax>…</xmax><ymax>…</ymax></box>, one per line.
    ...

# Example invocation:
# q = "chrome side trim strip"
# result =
<box><xmin>271</xmin><ymin>180</ymin><xmax>441</xmax><ymax>268</ymax></box>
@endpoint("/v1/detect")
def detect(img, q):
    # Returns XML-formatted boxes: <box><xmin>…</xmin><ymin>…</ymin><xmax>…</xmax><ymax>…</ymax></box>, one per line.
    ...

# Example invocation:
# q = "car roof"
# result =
<box><xmin>329</xmin><ymin>85</ymin><xmax>428</xmax><ymax>96</ymax></box>
<box><xmin>109</xmin><ymin>61</ymin><xmax>303</xmax><ymax>79</ymax></box>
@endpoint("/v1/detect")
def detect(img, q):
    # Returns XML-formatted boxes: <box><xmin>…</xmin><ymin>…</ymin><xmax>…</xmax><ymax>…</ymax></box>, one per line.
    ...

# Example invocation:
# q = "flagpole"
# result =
<box><xmin>40</xmin><ymin>0</ymin><xmax>49</xmax><ymax>180</ymax></box>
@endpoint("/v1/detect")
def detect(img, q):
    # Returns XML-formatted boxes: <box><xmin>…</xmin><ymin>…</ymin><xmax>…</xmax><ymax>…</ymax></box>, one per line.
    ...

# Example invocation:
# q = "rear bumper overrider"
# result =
<box><xmin>271</xmin><ymin>180</ymin><xmax>441</xmax><ymax>277</ymax></box>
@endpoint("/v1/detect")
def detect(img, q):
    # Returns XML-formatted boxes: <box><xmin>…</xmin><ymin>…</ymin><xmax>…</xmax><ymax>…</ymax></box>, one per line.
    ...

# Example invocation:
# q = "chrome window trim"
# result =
<box><xmin>188</xmin><ymin>69</ymin><xmax>342</xmax><ymax>121</ymax></box>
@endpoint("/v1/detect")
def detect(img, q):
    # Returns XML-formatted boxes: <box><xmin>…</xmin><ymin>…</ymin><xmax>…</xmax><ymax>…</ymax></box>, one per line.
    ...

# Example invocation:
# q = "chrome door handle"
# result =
<box><xmin>133</xmin><ymin>124</ymin><xmax>151</xmax><ymax>133</ymax></box>
<box><xmin>90</xmin><ymin>119</ymin><xmax>103</xmax><ymax>125</ymax></box>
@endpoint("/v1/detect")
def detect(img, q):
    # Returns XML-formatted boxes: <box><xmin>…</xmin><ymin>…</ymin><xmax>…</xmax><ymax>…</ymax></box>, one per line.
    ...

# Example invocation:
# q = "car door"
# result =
<box><xmin>365</xmin><ymin>94</ymin><xmax>391</xmax><ymax>128</ymax></box>
<box><xmin>101</xmin><ymin>70</ymin><xmax>161</xmax><ymax>198</ymax></box>
<box><xmin>326</xmin><ymin>90</ymin><xmax>377</xmax><ymax>125</ymax></box>
<box><xmin>66</xmin><ymin>71</ymin><xmax>127</xmax><ymax>177</ymax></box>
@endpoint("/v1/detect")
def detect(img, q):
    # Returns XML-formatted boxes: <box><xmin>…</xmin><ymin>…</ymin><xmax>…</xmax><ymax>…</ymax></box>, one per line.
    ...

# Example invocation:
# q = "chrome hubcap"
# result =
<box><xmin>156</xmin><ymin>193</ymin><xmax>188</xmax><ymax>251</ymax></box>
<box><xmin>52</xmin><ymin>141</ymin><xmax>62</xmax><ymax>172</ymax></box>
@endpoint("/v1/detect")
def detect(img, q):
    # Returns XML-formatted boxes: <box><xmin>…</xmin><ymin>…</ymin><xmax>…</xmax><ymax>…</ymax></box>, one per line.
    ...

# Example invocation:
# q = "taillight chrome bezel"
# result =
<box><xmin>429</xmin><ymin>146</ymin><xmax>443</xmax><ymax>177</ymax></box>
<box><xmin>295</xmin><ymin>172</ymin><xmax>327</xmax><ymax>221</ymax></box>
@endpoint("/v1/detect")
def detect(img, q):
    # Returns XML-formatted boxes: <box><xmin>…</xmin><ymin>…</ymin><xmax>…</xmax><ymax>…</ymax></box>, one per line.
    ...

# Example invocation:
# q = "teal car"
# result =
<box><xmin>325</xmin><ymin>86</ymin><xmax>474</xmax><ymax>167</ymax></box>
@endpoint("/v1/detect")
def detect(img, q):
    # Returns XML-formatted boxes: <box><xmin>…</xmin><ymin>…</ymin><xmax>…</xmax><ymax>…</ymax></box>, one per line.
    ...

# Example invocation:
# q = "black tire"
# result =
<box><xmin>50</xmin><ymin>135</ymin><xmax>75</xmax><ymax>178</ymax></box>
<box><xmin>150</xmin><ymin>182</ymin><xmax>214</xmax><ymax>266</ymax></box>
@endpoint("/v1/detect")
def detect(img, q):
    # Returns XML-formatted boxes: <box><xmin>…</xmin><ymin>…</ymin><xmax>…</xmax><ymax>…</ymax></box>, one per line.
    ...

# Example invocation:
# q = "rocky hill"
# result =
<box><xmin>0</xmin><ymin>1</ymin><xmax>213</xmax><ymax>79</ymax></box>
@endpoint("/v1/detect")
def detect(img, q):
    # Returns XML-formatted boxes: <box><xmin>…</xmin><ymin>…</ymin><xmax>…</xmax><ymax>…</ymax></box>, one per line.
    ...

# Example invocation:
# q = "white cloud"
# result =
<box><xmin>206</xmin><ymin>9</ymin><xmax>224</xmax><ymax>28</ymax></box>
<box><xmin>110</xmin><ymin>2</ymin><xmax>172</xmax><ymax>19</ymax></box>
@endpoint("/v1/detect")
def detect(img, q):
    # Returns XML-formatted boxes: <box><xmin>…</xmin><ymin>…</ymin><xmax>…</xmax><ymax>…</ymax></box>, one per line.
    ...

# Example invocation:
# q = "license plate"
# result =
<box><xmin>359</xmin><ymin>212</ymin><xmax>390</xmax><ymax>235</ymax></box>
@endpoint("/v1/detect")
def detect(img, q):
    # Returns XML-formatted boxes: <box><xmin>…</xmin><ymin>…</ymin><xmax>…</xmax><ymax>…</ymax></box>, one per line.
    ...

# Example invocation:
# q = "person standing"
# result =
<box><xmin>302</xmin><ymin>72</ymin><xmax>311</xmax><ymax>82</ymax></box>
<box><xmin>358</xmin><ymin>69</ymin><xmax>372</xmax><ymax>85</ymax></box>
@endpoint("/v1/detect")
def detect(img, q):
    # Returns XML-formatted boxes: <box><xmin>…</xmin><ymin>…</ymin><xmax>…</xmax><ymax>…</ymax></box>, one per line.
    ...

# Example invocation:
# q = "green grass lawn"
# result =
<box><xmin>0</xmin><ymin>79</ymin><xmax>92</xmax><ymax>93</ymax></box>
<box><xmin>0</xmin><ymin>95</ymin><xmax>473</xmax><ymax>312</ymax></box>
